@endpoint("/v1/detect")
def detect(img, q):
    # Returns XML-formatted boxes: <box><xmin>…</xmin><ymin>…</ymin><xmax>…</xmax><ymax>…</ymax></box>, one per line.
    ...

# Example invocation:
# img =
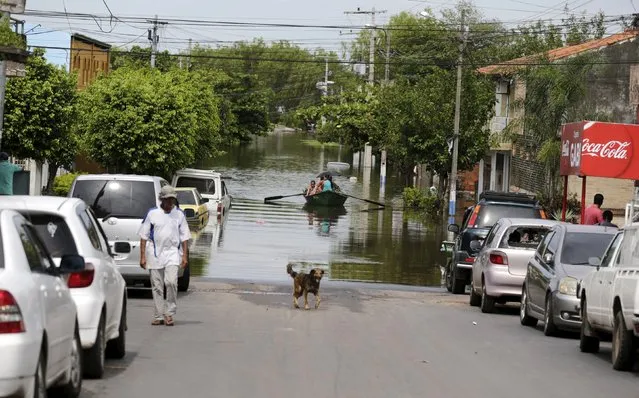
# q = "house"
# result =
<box><xmin>464</xmin><ymin>28</ymin><xmax>639</xmax><ymax>212</ymax></box>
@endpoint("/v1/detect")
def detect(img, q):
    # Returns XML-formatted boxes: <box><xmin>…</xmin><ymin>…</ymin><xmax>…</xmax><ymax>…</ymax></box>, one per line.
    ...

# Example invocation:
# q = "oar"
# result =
<box><xmin>264</xmin><ymin>193</ymin><xmax>305</xmax><ymax>202</ymax></box>
<box><xmin>343</xmin><ymin>193</ymin><xmax>386</xmax><ymax>208</ymax></box>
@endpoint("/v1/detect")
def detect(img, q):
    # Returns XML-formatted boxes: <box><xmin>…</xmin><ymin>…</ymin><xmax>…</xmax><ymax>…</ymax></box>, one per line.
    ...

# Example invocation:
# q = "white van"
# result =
<box><xmin>172</xmin><ymin>168</ymin><xmax>232</xmax><ymax>220</ymax></box>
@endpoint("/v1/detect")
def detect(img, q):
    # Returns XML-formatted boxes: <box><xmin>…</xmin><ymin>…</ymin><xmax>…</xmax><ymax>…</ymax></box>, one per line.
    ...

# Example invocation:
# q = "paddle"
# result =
<box><xmin>264</xmin><ymin>193</ymin><xmax>305</xmax><ymax>202</ymax></box>
<box><xmin>342</xmin><ymin>193</ymin><xmax>386</xmax><ymax>208</ymax></box>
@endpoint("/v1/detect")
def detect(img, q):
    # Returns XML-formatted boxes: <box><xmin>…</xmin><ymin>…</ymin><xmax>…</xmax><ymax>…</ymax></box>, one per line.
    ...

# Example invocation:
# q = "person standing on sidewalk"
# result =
<box><xmin>138</xmin><ymin>185</ymin><xmax>191</xmax><ymax>326</ymax></box>
<box><xmin>0</xmin><ymin>152</ymin><xmax>22</xmax><ymax>195</ymax></box>
<box><xmin>583</xmin><ymin>193</ymin><xmax>604</xmax><ymax>225</ymax></box>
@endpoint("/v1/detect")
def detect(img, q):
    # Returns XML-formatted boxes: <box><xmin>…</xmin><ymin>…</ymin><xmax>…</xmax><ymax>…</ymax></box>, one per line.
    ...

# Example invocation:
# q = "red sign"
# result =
<box><xmin>560</xmin><ymin>121</ymin><xmax>639</xmax><ymax>180</ymax></box>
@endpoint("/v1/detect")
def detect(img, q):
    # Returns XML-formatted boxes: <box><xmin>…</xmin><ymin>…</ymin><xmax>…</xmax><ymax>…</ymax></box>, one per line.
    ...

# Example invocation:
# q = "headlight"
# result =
<box><xmin>559</xmin><ymin>277</ymin><xmax>578</xmax><ymax>296</ymax></box>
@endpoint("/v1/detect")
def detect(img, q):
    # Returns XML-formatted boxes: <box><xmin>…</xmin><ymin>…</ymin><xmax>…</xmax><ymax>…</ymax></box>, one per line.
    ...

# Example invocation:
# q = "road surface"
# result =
<box><xmin>82</xmin><ymin>279</ymin><xmax>639</xmax><ymax>398</ymax></box>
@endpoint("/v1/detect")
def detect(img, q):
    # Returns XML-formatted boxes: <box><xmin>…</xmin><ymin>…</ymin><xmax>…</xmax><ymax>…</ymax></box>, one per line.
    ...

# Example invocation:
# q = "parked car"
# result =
<box><xmin>176</xmin><ymin>187</ymin><xmax>210</xmax><ymax>230</ymax></box>
<box><xmin>0</xmin><ymin>196</ymin><xmax>128</xmax><ymax>378</ymax></box>
<box><xmin>172</xmin><ymin>168</ymin><xmax>232</xmax><ymax>220</ymax></box>
<box><xmin>578</xmin><ymin>226</ymin><xmax>639</xmax><ymax>371</ymax></box>
<box><xmin>470</xmin><ymin>218</ymin><xmax>556</xmax><ymax>313</ymax></box>
<box><xmin>520</xmin><ymin>223</ymin><xmax>616</xmax><ymax>336</ymax></box>
<box><xmin>446</xmin><ymin>191</ymin><xmax>546</xmax><ymax>294</ymax></box>
<box><xmin>0</xmin><ymin>209</ymin><xmax>84</xmax><ymax>398</ymax></box>
<box><xmin>69</xmin><ymin>174</ymin><xmax>191</xmax><ymax>292</ymax></box>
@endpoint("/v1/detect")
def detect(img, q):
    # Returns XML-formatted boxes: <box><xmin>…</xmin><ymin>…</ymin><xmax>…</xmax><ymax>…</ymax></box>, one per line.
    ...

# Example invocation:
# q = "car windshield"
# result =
<box><xmin>177</xmin><ymin>191</ymin><xmax>196</xmax><ymax>205</ymax></box>
<box><xmin>561</xmin><ymin>232</ymin><xmax>615</xmax><ymax>265</ymax></box>
<box><xmin>475</xmin><ymin>204</ymin><xmax>541</xmax><ymax>228</ymax></box>
<box><xmin>26</xmin><ymin>214</ymin><xmax>78</xmax><ymax>258</ymax></box>
<box><xmin>499</xmin><ymin>226</ymin><xmax>550</xmax><ymax>250</ymax></box>
<box><xmin>175</xmin><ymin>176</ymin><xmax>215</xmax><ymax>194</ymax></box>
<box><xmin>72</xmin><ymin>180</ymin><xmax>156</xmax><ymax>219</ymax></box>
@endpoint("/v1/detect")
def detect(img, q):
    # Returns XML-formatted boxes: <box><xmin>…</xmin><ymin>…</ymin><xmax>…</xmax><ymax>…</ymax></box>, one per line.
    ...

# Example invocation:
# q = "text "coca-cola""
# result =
<box><xmin>582</xmin><ymin>139</ymin><xmax>630</xmax><ymax>160</ymax></box>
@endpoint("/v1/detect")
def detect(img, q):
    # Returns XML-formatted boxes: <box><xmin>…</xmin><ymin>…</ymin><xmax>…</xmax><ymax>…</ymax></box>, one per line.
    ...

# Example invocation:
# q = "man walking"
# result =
<box><xmin>0</xmin><ymin>152</ymin><xmax>22</xmax><ymax>195</ymax></box>
<box><xmin>138</xmin><ymin>185</ymin><xmax>191</xmax><ymax>326</ymax></box>
<box><xmin>584</xmin><ymin>193</ymin><xmax>604</xmax><ymax>225</ymax></box>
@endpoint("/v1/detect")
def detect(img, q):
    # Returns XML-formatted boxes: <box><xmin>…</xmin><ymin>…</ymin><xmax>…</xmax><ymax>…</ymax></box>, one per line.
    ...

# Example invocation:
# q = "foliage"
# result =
<box><xmin>76</xmin><ymin>67</ymin><xmax>221</xmax><ymax>178</ymax></box>
<box><xmin>538</xmin><ymin>191</ymin><xmax>581</xmax><ymax>221</ymax></box>
<box><xmin>403</xmin><ymin>187</ymin><xmax>440</xmax><ymax>218</ymax></box>
<box><xmin>53</xmin><ymin>172</ymin><xmax>85</xmax><ymax>197</ymax></box>
<box><xmin>0</xmin><ymin>16</ymin><xmax>25</xmax><ymax>50</ymax></box>
<box><xmin>111</xmin><ymin>45</ymin><xmax>178</xmax><ymax>72</ymax></box>
<box><xmin>3</xmin><ymin>48</ymin><xmax>78</xmax><ymax>192</ymax></box>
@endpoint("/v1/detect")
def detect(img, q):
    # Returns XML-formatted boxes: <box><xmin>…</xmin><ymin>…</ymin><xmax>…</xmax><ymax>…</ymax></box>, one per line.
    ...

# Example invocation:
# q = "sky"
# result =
<box><xmin>16</xmin><ymin>0</ymin><xmax>634</xmax><ymax>68</ymax></box>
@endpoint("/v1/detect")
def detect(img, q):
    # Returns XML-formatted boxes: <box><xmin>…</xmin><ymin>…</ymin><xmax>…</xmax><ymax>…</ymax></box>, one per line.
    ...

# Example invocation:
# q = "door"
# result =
<box><xmin>535</xmin><ymin>230</ymin><xmax>561</xmax><ymax>311</ymax></box>
<box><xmin>221</xmin><ymin>180</ymin><xmax>231</xmax><ymax>211</ymax></box>
<box><xmin>527</xmin><ymin>230</ymin><xmax>554</xmax><ymax>312</ymax></box>
<box><xmin>590</xmin><ymin>232</ymin><xmax>623</xmax><ymax>327</ymax></box>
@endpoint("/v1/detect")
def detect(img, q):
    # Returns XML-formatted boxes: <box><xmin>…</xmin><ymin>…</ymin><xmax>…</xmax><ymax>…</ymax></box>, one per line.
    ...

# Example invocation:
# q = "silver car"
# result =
<box><xmin>470</xmin><ymin>218</ymin><xmax>557</xmax><ymax>313</ymax></box>
<box><xmin>520</xmin><ymin>223</ymin><xmax>617</xmax><ymax>336</ymax></box>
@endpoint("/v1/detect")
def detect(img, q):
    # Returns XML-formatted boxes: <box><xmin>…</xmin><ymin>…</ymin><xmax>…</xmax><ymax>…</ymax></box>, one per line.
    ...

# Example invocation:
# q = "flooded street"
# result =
<box><xmin>188</xmin><ymin>130</ymin><xmax>448</xmax><ymax>287</ymax></box>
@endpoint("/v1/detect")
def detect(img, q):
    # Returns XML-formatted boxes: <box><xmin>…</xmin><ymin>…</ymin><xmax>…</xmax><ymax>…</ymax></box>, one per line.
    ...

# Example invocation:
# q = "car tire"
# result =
<box><xmin>520</xmin><ymin>285</ymin><xmax>538</xmax><ymax>327</ymax></box>
<box><xmin>34</xmin><ymin>346</ymin><xmax>46</xmax><ymax>398</ymax></box>
<box><xmin>178</xmin><ymin>264</ymin><xmax>190</xmax><ymax>292</ymax></box>
<box><xmin>49</xmin><ymin>326</ymin><xmax>82</xmax><ymax>398</ymax></box>
<box><xmin>469</xmin><ymin>281</ymin><xmax>481</xmax><ymax>307</ymax></box>
<box><xmin>451</xmin><ymin>267</ymin><xmax>465</xmax><ymax>295</ymax></box>
<box><xmin>579</xmin><ymin>298</ymin><xmax>600</xmax><ymax>353</ymax></box>
<box><xmin>543</xmin><ymin>295</ymin><xmax>558</xmax><ymax>337</ymax></box>
<box><xmin>612</xmin><ymin>311</ymin><xmax>636</xmax><ymax>371</ymax></box>
<box><xmin>445</xmin><ymin>261</ymin><xmax>453</xmax><ymax>293</ymax></box>
<box><xmin>106</xmin><ymin>297</ymin><xmax>126</xmax><ymax>359</ymax></box>
<box><xmin>480</xmin><ymin>281</ymin><xmax>495</xmax><ymax>313</ymax></box>
<box><xmin>83</xmin><ymin>313</ymin><xmax>105</xmax><ymax>379</ymax></box>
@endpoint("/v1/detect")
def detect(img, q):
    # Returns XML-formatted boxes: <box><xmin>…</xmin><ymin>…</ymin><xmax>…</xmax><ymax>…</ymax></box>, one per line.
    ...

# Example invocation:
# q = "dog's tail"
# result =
<box><xmin>286</xmin><ymin>263</ymin><xmax>297</xmax><ymax>278</ymax></box>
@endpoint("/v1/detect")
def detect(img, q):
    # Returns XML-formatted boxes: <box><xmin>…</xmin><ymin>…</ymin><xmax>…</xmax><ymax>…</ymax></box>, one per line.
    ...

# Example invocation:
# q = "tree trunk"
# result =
<box><xmin>45</xmin><ymin>162</ymin><xmax>58</xmax><ymax>195</ymax></box>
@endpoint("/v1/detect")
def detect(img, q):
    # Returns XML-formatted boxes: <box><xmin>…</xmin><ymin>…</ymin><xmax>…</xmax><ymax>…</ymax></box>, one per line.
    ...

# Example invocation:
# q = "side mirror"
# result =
<box><xmin>469</xmin><ymin>240</ymin><xmax>482</xmax><ymax>251</ymax></box>
<box><xmin>543</xmin><ymin>252</ymin><xmax>554</xmax><ymax>265</ymax></box>
<box><xmin>58</xmin><ymin>254</ymin><xmax>86</xmax><ymax>274</ymax></box>
<box><xmin>201</xmin><ymin>198</ymin><xmax>209</xmax><ymax>204</ymax></box>
<box><xmin>588</xmin><ymin>256</ymin><xmax>601</xmax><ymax>267</ymax></box>
<box><xmin>448</xmin><ymin>224</ymin><xmax>460</xmax><ymax>234</ymax></box>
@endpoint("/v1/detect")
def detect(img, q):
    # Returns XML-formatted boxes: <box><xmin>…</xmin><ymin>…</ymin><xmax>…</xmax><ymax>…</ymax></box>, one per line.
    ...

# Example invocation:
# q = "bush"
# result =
<box><xmin>537</xmin><ymin>190</ymin><xmax>581</xmax><ymax>219</ymax></box>
<box><xmin>403</xmin><ymin>187</ymin><xmax>440</xmax><ymax>217</ymax></box>
<box><xmin>52</xmin><ymin>172</ymin><xmax>84</xmax><ymax>197</ymax></box>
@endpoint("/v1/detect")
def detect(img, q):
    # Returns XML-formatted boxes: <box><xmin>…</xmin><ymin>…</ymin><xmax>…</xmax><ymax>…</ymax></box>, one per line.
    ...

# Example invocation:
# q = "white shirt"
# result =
<box><xmin>138</xmin><ymin>206</ymin><xmax>192</xmax><ymax>269</ymax></box>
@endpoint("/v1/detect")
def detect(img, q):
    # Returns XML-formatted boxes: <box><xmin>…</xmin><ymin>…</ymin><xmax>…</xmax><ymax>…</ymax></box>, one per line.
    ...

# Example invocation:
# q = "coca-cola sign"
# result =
<box><xmin>579</xmin><ymin>122</ymin><xmax>636</xmax><ymax>179</ymax></box>
<box><xmin>581</xmin><ymin>139</ymin><xmax>630</xmax><ymax>160</ymax></box>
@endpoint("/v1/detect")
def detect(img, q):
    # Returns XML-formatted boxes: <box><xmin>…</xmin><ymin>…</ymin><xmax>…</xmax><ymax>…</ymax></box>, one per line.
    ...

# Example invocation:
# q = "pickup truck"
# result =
<box><xmin>577</xmin><ymin>226</ymin><xmax>639</xmax><ymax>371</ymax></box>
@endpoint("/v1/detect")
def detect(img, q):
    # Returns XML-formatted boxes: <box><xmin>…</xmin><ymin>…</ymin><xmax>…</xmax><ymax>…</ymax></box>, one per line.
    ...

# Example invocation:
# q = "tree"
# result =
<box><xmin>111</xmin><ymin>45</ymin><xmax>179</xmax><ymax>72</ymax></box>
<box><xmin>3</xmin><ymin>48</ymin><xmax>78</xmax><ymax>192</ymax></box>
<box><xmin>76</xmin><ymin>67</ymin><xmax>221</xmax><ymax>178</ymax></box>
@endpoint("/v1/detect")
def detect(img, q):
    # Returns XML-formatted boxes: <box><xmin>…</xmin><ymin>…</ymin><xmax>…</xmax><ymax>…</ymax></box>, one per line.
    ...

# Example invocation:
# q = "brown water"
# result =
<box><xmin>187</xmin><ymin>130</ymin><xmax>448</xmax><ymax>287</ymax></box>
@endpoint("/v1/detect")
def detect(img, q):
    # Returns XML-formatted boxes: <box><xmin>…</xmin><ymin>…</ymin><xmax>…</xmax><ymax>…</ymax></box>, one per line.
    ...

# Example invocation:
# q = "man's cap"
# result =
<box><xmin>159</xmin><ymin>185</ymin><xmax>178</xmax><ymax>199</ymax></box>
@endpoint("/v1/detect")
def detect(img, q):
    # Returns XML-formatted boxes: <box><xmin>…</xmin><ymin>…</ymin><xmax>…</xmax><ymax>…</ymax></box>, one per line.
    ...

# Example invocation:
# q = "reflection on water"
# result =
<box><xmin>187</xmin><ymin>130</ymin><xmax>447</xmax><ymax>287</ymax></box>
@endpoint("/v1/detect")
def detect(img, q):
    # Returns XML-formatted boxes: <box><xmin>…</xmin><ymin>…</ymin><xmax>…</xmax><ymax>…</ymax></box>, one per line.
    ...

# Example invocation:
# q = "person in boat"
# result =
<box><xmin>304</xmin><ymin>180</ymin><xmax>316</xmax><ymax>196</ymax></box>
<box><xmin>322</xmin><ymin>175</ymin><xmax>333</xmax><ymax>192</ymax></box>
<box><xmin>314</xmin><ymin>176</ymin><xmax>326</xmax><ymax>193</ymax></box>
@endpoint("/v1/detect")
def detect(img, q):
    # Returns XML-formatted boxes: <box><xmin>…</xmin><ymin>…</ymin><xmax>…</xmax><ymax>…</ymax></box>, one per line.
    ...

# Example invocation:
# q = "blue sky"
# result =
<box><xmin>20</xmin><ymin>0</ymin><xmax>632</xmax><ymax>68</ymax></box>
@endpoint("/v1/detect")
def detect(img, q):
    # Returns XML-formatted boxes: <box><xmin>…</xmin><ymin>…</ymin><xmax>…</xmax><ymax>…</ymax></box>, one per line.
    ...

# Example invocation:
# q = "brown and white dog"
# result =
<box><xmin>286</xmin><ymin>263</ymin><xmax>324</xmax><ymax>310</ymax></box>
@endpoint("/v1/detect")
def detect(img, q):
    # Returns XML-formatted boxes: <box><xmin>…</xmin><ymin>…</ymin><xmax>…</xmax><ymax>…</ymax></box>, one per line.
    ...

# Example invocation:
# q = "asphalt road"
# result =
<box><xmin>82</xmin><ymin>279</ymin><xmax>639</xmax><ymax>398</ymax></box>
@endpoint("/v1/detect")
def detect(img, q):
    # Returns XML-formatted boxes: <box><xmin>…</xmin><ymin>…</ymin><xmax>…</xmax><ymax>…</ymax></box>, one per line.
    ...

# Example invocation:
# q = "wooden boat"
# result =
<box><xmin>304</xmin><ymin>190</ymin><xmax>348</xmax><ymax>207</ymax></box>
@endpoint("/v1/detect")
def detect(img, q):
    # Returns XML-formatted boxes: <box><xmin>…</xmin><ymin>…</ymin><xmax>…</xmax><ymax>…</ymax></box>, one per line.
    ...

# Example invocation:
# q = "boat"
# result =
<box><xmin>303</xmin><ymin>203</ymin><xmax>347</xmax><ymax>218</ymax></box>
<box><xmin>304</xmin><ymin>190</ymin><xmax>348</xmax><ymax>207</ymax></box>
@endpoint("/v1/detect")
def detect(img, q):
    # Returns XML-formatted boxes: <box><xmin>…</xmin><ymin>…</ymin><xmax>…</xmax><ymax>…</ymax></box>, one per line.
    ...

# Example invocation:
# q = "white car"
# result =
<box><xmin>0</xmin><ymin>196</ymin><xmax>127</xmax><ymax>379</ymax></box>
<box><xmin>172</xmin><ymin>168</ymin><xmax>232</xmax><ymax>220</ymax></box>
<box><xmin>578</xmin><ymin>226</ymin><xmax>639</xmax><ymax>371</ymax></box>
<box><xmin>0</xmin><ymin>209</ymin><xmax>83</xmax><ymax>398</ymax></box>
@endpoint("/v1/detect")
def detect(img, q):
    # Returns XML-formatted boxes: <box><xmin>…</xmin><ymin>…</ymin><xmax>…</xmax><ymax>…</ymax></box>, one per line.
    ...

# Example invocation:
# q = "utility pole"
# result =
<box><xmin>447</xmin><ymin>9</ymin><xmax>468</xmax><ymax>240</ymax></box>
<box><xmin>187</xmin><ymin>38</ymin><xmax>192</xmax><ymax>71</ymax></box>
<box><xmin>147</xmin><ymin>16</ymin><xmax>167</xmax><ymax>68</ymax></box>
<box><xmin>344</xmin><ymin>7</ymin><xmax>386</xmax><ymax>85</ymax></box>
<box><xmin>324</xmin><ymin>58</ymin><xmax>329</xmax><ymax>96</ymax></box>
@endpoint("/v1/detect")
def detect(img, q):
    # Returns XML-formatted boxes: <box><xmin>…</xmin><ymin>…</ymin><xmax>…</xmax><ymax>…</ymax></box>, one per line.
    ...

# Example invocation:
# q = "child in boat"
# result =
<box><xmin>304</xmin><ymin>180</ymin><xmax>316</xmax><ymax>196</ymax></box>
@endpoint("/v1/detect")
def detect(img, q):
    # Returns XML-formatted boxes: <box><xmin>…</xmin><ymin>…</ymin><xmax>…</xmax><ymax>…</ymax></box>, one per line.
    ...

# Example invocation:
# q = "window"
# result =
<box><xmin>499</xmin><ymin>226</ymin><xmax>550</xmax><ymax>250</ymax></box>
<box><xmin>222</xmin><ymin>181</ymin><xmax>228</xmax><ymax>196</ymax></box>
<box><xmin>483</xmin><ymin>224</ymin><xmax>501</xmax><ymax>248</ymax></box>
<box><xmin>474</xmin><ymin>204</ymin><xmax>542</xmax><ymax>228</ymax></box>
<box><xmin>560</xmin><ymin>232</ymin><xmax>616</xmax><ymax>266</ymax></box>
<box><xmin>71</xmin><ymin>180</ymin><xmax>157</xmax><ymax>219</ymax></box>
<box><xmin>88</xmin><ymin>207</ymin><xmax>113</xmax><ymax>257</ymax></box>
<box><xmin>77</xmin><ymin>205</ymin><xmax>102</xmax><ymax>251</ymax></box>
<box><xmin>536</xmin><ymin>231</ymin><xmax>554</xmax><ymax>258</ymax></box>
<box><xmin>175</xmin><ymin>177</ymin><xmax>215</xmax><ymax>195</ymax></box>
<box><xmin>14</xmin><ymin>217</ymin><xmax>53</xmax><ymax>271</ymax></box>
<box><xmin>26</xmin><ymin>214</ymin><xmax>78</xmax><ymax>258</ymax></box>
<box><xmin>176</xmin><ymin>190</ymin><xmax>196</xmax><ymax>205</ymax></box>
<box><xmin>600</xmin><ymin>232</ymin><xmax>623</xmax><ymax>268</ymax></box>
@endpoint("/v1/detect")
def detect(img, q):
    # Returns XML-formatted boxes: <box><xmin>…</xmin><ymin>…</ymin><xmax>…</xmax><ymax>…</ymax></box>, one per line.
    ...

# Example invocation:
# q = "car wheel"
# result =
<box><xmin>34</xmin><ymin>347</ymin><xmax>46</xmax><ymax>398</ymax></box>
<box><xmin>579</xmin><ymin>298</ymin><xmax>600</xmax><ymax>353</ymax></box>
<box><xmin>178</xmin><ymin>264</ymin><xmax>190</xmax><ymax>292</ymax></box>
<box><xmin>480</xmin><ymin>281</ymin><xmax>495</xmax><ymax>313</ymax></box>
<box><xmin>49</xmin><ymin>327</ymin><xmax>82</xmax><ymax>398</ymax></box>
<box><xmin>83</xmin><ymin>313</ymin><xmax>105</xmax><ymax>378</ymax></box>
<box><xmin>612</xmin><ymin>311</ymin><xmax>636</xmax><ymax>371</ymax></box>
<box><xmin>469</xmin><ymin>281</ymin><xmax>481</xmax><ymax>307</ymax></box>
<box><xmin>445</xmin><ymin>261</ymin><xmax>453</xmax><ymax>292</ymax></box>
<box><xmin>520</xmin><ymin>285</ymin><xmax>538</xmax><ymax>327</ymax></box>
<box><xmin>543</xmin><ymin>295</ymin><xmax>558</xmax><ymax>337</ymax></box>
<box><xmin>451</xmin><ymin>267</ymin><xmax>465</xmax><ymax>295</ymax></box>
<box><xmin>106</xmin><ymin>297</ymin><xmax>127</xmax><ymax>359</ymax></box>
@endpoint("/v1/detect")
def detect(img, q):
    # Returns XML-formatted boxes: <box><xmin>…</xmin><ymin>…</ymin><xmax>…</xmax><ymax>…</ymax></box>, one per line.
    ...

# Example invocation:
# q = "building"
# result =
<box><xmin>472</xmin><ymin>28</ymin><xmax>639</xmax><ymax>212</ymax></box>
<box><xmin>70</xmin><ymin>33</ymin><xmax>111</xmax><ymax>90</ymax></box>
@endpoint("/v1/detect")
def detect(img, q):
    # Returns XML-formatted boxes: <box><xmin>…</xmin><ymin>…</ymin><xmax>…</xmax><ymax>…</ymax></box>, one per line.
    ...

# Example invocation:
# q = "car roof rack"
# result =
<box><xmin>479</xmin><ymin>190</ymin><xmax>537</xmax><ymax>205</ymax></box>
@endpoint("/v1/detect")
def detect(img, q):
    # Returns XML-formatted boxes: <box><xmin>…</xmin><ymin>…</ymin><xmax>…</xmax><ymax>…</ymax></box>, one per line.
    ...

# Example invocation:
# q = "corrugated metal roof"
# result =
<box><xmin>478</xmin><ymin>29</ymin><xmax>639</xmax><ymax>76</ymax></box>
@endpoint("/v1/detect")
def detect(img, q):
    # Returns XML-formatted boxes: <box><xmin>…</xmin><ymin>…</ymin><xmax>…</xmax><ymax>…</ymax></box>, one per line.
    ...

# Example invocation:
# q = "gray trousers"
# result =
<box><xmin>150</xmin><ymin>265</ymin><xmax>179</xmax><ymax>320</ymax></box>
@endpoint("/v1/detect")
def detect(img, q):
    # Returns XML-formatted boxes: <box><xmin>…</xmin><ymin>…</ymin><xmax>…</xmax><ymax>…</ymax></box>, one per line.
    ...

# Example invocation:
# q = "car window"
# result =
<box><xmin>461</xmin><ymin>206</ymin><xmax>473</xmax><ymax>229</ymax></box>
<box><xmin>72</xmin><ymin>179</ymin><xmax>157</xmax><ymax>219</ymax></box>
<box><xmin>175</xmin><ymin>177</ymin><xmax>215</xmax><ymax>195</ymax></box>
<box><xmin>177</xmin><ymin>190</ymin><xmax>197</xmax><ymax>205</ymax></box>
<box><xmin>600</xmin><ymin>232</ymin><xmax>623</xmax><ymax>268</ymax></box>
<box><xmin>474</xmin><ymin>204</ymin><xmax>541</xmax><ymax>228</ymax></box>
<box><xmin>77</xmin><ymin>205</ymin><xmax>102</xmax><ymax>251</ymax></box>
<box><xmin>195</xmin><ymin>190</ymin><xmax>204</xmax><ymax>203</ymax></box>
<box><xmin>499</xmin><ymin>226</ymin><xmax>550</xmax><ymax>250</ymax></box>
<box><xmin>222</xmin><ymin>181</ymin><xmax>228</xmax><ymax>196</ymax></box>
<box><xmin>536</xmin><ymin>230</ymin><xmax>554</xmax><ymax>258</ymax></box>
<box><xmin>14</xmin><ymin>217</ymin><xmax>54</xmax><ymax>271</ymax></box>
<box><xmin>26</xmin><ymin>214</ymin><xmax>78</xmax><ymax>258</ymax></box>
<box><xmin>560</xmin><ymin>232</ymin><xmax>616</xmax><ymax>266</ymax></box>
<box><xmin>88</xmin><ymin>207</ymin><xmax>113</xmax><ymax>256</ymax></box>
<box><xmin>483</xmin><ymin>223</ymin><xmax>500</xmax><ymax>248</ymax></box>
<box><xmin>622</xmin><ymin>229</ymin><xmax>639</xmax><ymax>268</ymax></box>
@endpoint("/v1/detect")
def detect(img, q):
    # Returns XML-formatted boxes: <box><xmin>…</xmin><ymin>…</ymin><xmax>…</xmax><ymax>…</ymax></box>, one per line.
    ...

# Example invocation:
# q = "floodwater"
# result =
<box><xmin>187</xmin><ymin>130</ymin><xmax>448</xmax><ymax>287</ymax></box>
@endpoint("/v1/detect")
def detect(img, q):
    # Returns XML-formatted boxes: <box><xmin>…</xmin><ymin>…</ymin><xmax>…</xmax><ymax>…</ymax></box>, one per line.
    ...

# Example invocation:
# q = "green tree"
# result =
<box><xmin>111</xmin><ymin>45</ymin><xmax>179</xmax><ymax>72</ymax></box>
<box><xmin>76</xmin><ymin>67</ymin><xmax>221</xmax><ymax>178</ymax></box>
<box><xmin>3</xmin><ymin>48</ymin><xmax>78</xmax><ymax>192</ymax></box>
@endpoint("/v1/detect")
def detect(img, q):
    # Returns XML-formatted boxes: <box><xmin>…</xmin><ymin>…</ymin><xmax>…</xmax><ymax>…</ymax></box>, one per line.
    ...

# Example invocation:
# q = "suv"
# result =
<box><xmin>68</xmin><ymin>174</ymin><xmax>191</xmax><ymax>292</ymax></box>
<box><xmin>446</xmin><ymin>191</ymin><xmax>546</xmax><ymax>294</ymax></box>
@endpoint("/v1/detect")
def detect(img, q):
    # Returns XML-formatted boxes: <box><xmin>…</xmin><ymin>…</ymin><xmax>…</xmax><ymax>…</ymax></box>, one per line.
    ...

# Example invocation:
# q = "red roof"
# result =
<box><xmin>478</xmin><ymin>29</ymin><xmax>639</xmax><ymax>75</ymax></box>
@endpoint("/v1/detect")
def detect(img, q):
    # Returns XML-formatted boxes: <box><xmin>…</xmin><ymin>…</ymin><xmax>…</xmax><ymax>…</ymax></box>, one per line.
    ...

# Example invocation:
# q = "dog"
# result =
<box><xmin>286</xmin><ymin>263</ymin><xmax>324</xmax><ymax>310</ymax></box>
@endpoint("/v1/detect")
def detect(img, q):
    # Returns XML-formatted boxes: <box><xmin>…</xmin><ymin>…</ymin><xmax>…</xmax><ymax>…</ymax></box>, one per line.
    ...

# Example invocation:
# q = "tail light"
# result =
<box><xmin>467</xmin><ymin>205</ymin><xmax>481</xmax><ymax>227</ymax></box>
<box><xmin>0</xmin><ymin>290</ymin><xmax>25</xmax><ymax>334</ymax></box>
<box><xmin>464</xmin><ymin>257</ymin><xmax>475</xmax><ymax>263</ymax></box>
<box><xmin>67</xmin><ymin>264</ymin><xmax>95</xmax><ymax>288</ymax></box>
<box><xmin>489</xmin><ymin>252</ymin><xmax>509</xmax><ymax>265</ymax></box>
<box><xmin>540</xmin><ymin>210</ymin><xmax>547</xmax><ymax>219</ymax></box>
<box><xmin>217</xmin><ymin>203</ymin><xmax>222</xmax><ymax>218</ymax></box>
